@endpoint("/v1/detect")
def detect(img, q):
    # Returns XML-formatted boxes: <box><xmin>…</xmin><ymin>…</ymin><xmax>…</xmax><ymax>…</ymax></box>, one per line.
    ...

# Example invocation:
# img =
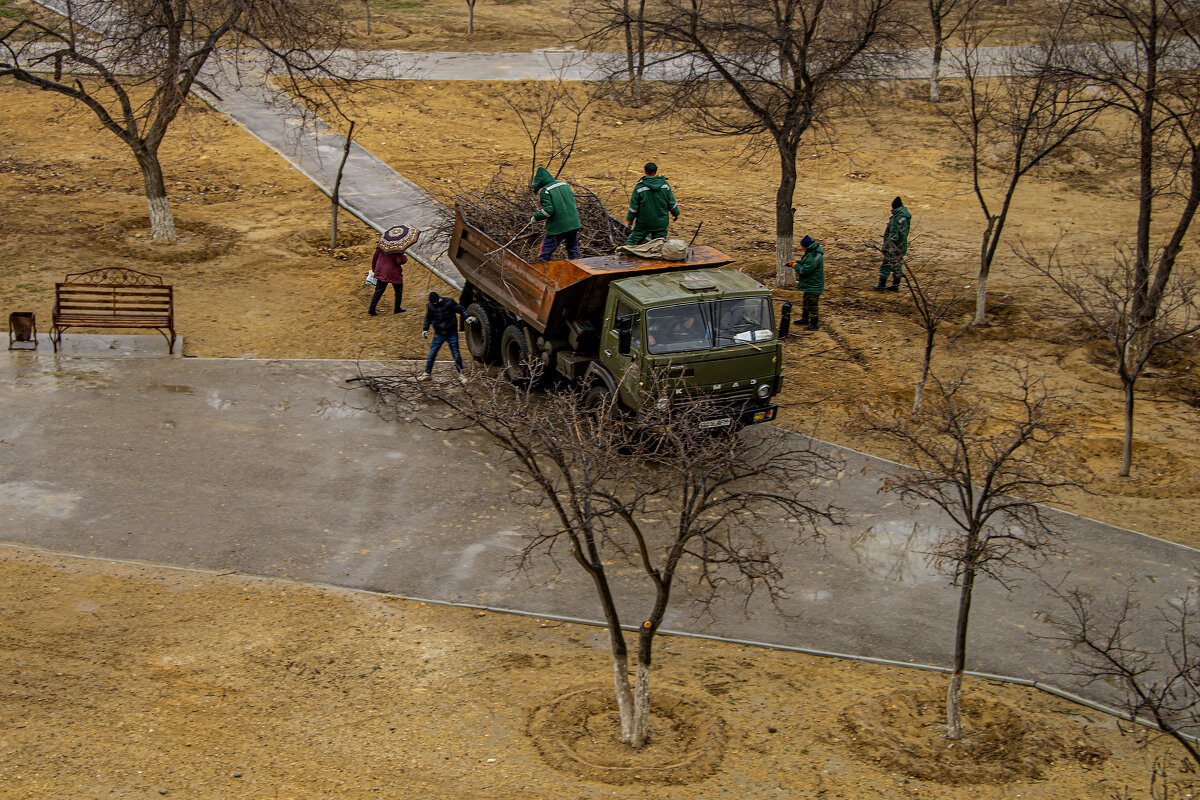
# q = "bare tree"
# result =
<box><xmin>939</xmin><ymin>12</ymin><xmax>1098</xmax><ymax>324</ymax></box>
<box><xmin>901</xmin><ymin>258</ymin><xmax>968</xmax><ymax>410</ymax></box>
<box><xmin>330</xmin><ymin>119</ymin><xmax>356</xmax><ymax>249</ymax></box>
<box><xmin>580</xmin><ymin>0</ymin><xmax>908</xmax><ymax>287</ymax></box>
<box><xmin>359</xmin><ymin>368</ymin><xmax>842</xmax><ymax>749</ymax></box>
<box><xmin>1046</xmin><ymin>576</ymin><xmax>1200</xmax><ymax>767</ymax></box>
<box><xmin>864</xmin><ymin>364</ymin><xmax>1079</xmax><ymax>739</ymax></box>
<box><xmin>498</xmin><ymin>74</ymin><xmax>597</xmax><ymax>181</ymax></box>
<box><xmin>364</xmin><ymin>0</ymin><xmax>372</xmax><ymax>35</ymax></box>
<box><xmin>1051</xmin><ymin>0</ymin><xmax>1200</xmax><ymax>381</ymax></box>
<box><xmin>1021</xmin><ymin>241</ymin><xmax>1200</xmax><ymax>476</ymax></box>
<box><xmin>0</xmin><ymin>0</ymin><xmax>355</xmax><ymax>241</ymax></box>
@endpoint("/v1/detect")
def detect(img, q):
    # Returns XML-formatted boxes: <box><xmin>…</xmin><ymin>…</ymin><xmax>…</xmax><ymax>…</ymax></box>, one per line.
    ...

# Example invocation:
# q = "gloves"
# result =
<box><xmin>530</xmin><ymin>215</ymin><xmax>538</xmax><ymax>225</ymax></box>
<box><xmin>422</xmin><ymin>330</ymin><xmax>428</xmax><ymax>339</ymax></box>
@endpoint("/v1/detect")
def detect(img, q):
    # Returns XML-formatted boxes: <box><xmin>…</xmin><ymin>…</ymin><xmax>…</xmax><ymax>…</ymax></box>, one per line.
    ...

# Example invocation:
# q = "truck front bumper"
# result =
<box><xmin>700</xmin><ymin>398</ymin><xmax>779</xmax><ymax>429</ymax></box>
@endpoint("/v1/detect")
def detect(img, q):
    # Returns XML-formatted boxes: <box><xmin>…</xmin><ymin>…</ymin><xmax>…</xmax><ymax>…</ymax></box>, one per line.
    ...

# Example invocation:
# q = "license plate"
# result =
<box><xmin>699</xmin><ymin>417</ymin><xmax>732</xmax><ymax>429</ymax></box>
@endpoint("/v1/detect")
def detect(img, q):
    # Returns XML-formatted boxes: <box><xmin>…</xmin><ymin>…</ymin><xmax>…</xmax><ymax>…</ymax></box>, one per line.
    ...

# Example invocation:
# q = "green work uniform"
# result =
<box><xmin>794</xmin><ymin>244</ymin><xmax>825</xmax><ymax>295</ymax></box>
<box><xmin>794</xmin><ymin>243</ymin><xmax>825</xmax><ymax>325</ymax></box>
<box><xmin>532</xmin><ymin>166</ymin><xmax>581</xmax><ymax>237</ymax></box>
<box><xmin>625</xmin><ymin>175</ymin><xmax>680</xmax><ymax>245</ymax></box>
<box><xmin>879</xmin><ymin>205</ymin><xmax>911</xmax><ymax>281</ymax></box>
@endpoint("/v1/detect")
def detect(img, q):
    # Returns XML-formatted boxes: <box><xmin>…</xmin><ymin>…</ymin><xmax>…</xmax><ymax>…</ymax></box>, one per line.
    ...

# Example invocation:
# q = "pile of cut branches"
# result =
<box><xmin>430</xmin><ymin>169</ymin><xmax>628</xmax><ymax>262</ymax></box>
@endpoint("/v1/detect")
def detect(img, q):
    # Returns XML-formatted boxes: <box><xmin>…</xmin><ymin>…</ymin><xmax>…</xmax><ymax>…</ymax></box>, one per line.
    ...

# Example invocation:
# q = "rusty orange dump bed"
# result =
<box><xmin>448</xmin><ymin>207</ymin><xmax>734</xmax><ymax>336</ymax></box>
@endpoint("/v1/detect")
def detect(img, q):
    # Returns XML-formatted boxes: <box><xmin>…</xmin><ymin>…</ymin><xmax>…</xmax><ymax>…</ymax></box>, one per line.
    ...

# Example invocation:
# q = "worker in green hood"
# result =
<box><xmin>626</xmin><ymin>162</ymin><xmax>681</xmax><ymax>245</ymax></box>
<box><xmin>531</xmin><ymin>166</ymin><xmax>582</xmax><ymax>260</ymax></box>
<box><xmin>874</xmin><ymin>196</ymin><xmax>911</xmax><ymax>291</ymax></box>
<box><xmin>790</xmin><ymin>234</ymin><xmax>824</xmax><ymax>331</ymax></box>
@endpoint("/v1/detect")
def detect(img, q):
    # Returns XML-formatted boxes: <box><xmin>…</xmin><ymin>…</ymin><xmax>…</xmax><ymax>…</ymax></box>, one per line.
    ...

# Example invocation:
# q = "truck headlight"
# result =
<box><xmin>756</xmin><ymin>382</ymin><xmax>772</xmax><ymax>399</ymax></box>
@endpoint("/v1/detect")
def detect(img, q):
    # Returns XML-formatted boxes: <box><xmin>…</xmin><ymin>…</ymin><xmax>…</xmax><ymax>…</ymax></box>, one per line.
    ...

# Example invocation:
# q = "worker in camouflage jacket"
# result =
<box><xmin>874</xmin><ymin>196</ymin><xmax>911</xmax><ymax>291</ymax></box>
<box><xmin>790</xmin><ymin>235</ymin><xmax>824</xmax><ymax>331</ymax></box>
<box><xmin>531</xmin><ymin>166</ymin><xmax>582</xmax><ymax>260</ymax></box>
<box><xmin>625</xmin><ymin>162</ymin><xmax>681</xmax><ymax>245</ymax></box>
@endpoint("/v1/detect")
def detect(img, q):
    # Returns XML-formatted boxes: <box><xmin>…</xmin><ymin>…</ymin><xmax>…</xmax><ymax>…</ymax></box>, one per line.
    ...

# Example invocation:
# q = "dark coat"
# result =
<box><xmin>423</xmin><ymin>297</ymin><xmax>465</xmax><ymax>337</ymax></box>
<box><xmin>371</xmin><ymin>248</ymin><xmax>407</xmax><ymax>284</ymax></box>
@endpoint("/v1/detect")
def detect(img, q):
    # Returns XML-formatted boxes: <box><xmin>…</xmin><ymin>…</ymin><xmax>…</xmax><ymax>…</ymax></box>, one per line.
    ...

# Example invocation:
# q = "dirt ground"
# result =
<box><xmin>1</xmin><ymin>59</ymin><xmax>1199</xmax><ymax>797</ymax></box>
<box><xmin>1</xmin><ymin>545</ymin><xmax>1192</xmax><ymax>799</ymax></box>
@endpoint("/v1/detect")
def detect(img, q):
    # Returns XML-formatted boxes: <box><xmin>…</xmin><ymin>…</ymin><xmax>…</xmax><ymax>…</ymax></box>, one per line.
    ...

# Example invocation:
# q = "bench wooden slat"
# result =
<box><xmin>56</xmin><ymin>303</ymin><xmax>172</xmax><ymax>312</ymax></box>
<box><xmin>55</xmin><ymin>315</ymin><xmax>171</xmax><ymax>324</ymax></box>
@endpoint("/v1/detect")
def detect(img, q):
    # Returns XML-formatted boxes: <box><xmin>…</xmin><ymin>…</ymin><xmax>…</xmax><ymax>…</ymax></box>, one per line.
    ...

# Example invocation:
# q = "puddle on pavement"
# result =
<box><xmin>314</xmin><ymin>398</ymin><xmax>365</xmax><ymax>419</ymax></box>
<box><xmin>8</xmin><ymin>362</ymin><xmax>113</xmax><ymax>392</ymax></box>
<box><xmin>147</xmin><ymin>383</ymin><xmax>194</xmax><ymax>394</ymax></box>
<box><xmin>0</xmin><ymin>481</ymin><xmax>81</xmax><ymax>519</ymax></box>
<box><xmin>849</xmin><ymin>521</ymin><xmax>947</xmax><ymax>585</ymax></box>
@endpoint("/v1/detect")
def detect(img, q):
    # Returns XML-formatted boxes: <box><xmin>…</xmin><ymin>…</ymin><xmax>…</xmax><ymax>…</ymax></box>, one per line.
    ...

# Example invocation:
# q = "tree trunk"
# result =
<box><xmin>610</xmin><ymin>648</ymin><xmax>637</xmax><ymax>743</ymax></box>
<box><xmin>946</xmin><ymin>558</ymin><xmax>977</xmax><ymax>740</ymax></box>
<box><xmin>1120</xmin><ymin>379</ymin><xmax>1135</xmax><ymax>478</ymax></box>
<box><xmin>364</xmin><ymin>0</ymin><xmax>371</xmax><ymax>34</ymax></box>
<box><xmin>973</xmin><ymin>271</ymin><xmax>988</xmax><ymax>325</ymax></box>
<box><xmin>623</xmin><ymin>0</ymin><xmax>634</xmax><ymax>86</ymax></box>
<box><xmin>630</xmin><ymin>659</ymin><xmax>651</xmax><ymax>748</ymax></box>
<box><xmin>136</xmin><ymin>147</ymin><xmax>176</xmax><ymax>242</ymax></box>
<box><xmin>331</xmin><ymin>121</ymin><xmax>355</xmax><ymax>249</ymax></box>
<box><xmin>914</xmin><ymin>329</ymin><xmax>935</xmax><ymax>411</ymax></box>
<box><xmin>775</xmin><ymin>140</ymin><xmax>798</xmax><ymax>287</ymax></box>
<box><xmin>946</xmin><ymin>669</ymin><xmax>964</xmax><ymax>739</ymax></box>
<box><xmin>466</xmin><ymin>0</ymin><xmax>475</xmax><ymax>34</ymax></box>
<box><xmin>930</xmin><ymin>41</ymin><xmax>942</xmax><ymax>103</ymax></box>
<box><xmin>929</xmin><ymin>8</ymin><xmax>943</xmax><ymax>104</ymax></box>
<box><xmin>633</xmin><ymin>4</ymin><xmax>646</xmax><ymax>108</ymax></box>
<box><xmin>973</xmin><ymin>217</ymin><xmax>996</xmax><ymax>325</ymax></box>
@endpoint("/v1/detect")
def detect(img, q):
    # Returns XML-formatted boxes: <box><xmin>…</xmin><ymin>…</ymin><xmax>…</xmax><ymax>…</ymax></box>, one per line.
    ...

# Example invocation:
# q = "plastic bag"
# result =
<box><xmin>364</xmin><ymin>269</ymin><xmax>378</xmax><ymax>286</ymax></box>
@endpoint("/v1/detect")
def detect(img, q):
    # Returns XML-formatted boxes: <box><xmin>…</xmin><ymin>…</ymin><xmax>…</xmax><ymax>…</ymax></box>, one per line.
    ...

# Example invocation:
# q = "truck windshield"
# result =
<box><xmin>645</xmin><ymin>298</ymin><xmax>773</xmax><ymax>355</ymax></box>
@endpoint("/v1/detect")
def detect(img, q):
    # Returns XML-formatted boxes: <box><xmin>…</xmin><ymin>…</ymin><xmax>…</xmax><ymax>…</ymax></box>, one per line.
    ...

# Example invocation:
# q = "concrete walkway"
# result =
<box><xmin>2</xmin><ymin>349</ymin><xmax>1197</xmax><ymax>724</ymax></box>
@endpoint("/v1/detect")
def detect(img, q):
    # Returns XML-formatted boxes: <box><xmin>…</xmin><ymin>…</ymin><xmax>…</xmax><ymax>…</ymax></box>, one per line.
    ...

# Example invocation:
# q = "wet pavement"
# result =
<box><xmin>2</xmin><ymin>348</ymin><xmax>1197</xmax><ymax>714</ymax></box>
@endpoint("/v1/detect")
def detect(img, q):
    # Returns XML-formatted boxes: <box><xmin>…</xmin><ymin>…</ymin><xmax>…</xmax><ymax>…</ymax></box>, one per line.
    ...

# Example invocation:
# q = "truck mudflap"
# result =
<box><xmin>699</xmin><ymin>398</ymin><xmax>779</xmax><ymax>429</ymax></box>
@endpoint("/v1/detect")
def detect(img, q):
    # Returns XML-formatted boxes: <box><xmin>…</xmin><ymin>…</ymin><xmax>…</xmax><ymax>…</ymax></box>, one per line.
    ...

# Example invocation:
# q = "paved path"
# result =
<box><xmin>2</xmin><ymin>351</ymin><xmax>1197</xmax><ymax>723</ymax></box>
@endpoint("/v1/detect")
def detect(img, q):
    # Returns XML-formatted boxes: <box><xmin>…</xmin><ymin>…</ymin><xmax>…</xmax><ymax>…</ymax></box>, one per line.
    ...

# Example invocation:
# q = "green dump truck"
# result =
<box><xmin>449</xmin><ymin>208</ymin><xmax>787</xmax><ymax>428</ymax></box>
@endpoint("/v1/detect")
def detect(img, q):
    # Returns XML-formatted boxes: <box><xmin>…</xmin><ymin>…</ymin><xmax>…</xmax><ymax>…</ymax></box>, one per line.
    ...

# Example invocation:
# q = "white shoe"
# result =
<box><xmin>458</xmin><ymin>373</ymin><xmax>468</xmax><ymax>385</ymax></box>
<box><xmin>417</xmin><ymin>372</ymin><xmax>431</xmax><ymax>382</ymax></box>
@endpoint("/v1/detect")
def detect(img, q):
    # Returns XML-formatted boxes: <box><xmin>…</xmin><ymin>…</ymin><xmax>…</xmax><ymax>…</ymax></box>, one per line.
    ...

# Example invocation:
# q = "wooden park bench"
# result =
<box><xmin>51</xmin><ymin>267</ymin><xmax>175</xmax><ymax>354</ymax></box>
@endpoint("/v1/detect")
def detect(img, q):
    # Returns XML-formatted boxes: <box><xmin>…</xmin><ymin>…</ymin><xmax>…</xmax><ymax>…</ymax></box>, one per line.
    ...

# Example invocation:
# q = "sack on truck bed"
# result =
<box><xmin>615</xmin><ymin>238</ymin><xmax>689</xmax><ymax>261</ymax></box>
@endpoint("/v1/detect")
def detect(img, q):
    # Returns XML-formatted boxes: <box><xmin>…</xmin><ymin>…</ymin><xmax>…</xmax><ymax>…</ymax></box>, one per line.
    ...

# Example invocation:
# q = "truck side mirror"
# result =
<box><xmin>615</xmin><ymin>314</ymin><xmax>635</xmax><ymax>356</ymax></box>
<box><xmin>778</xmin><ymin>301</ymin><xmax>793</xmax><ymax>339</ymax></box>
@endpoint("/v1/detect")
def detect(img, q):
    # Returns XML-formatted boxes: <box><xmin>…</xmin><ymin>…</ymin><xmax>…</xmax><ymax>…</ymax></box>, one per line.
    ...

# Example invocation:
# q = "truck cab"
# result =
<box><xmin>596</xmin><ymin>269</ymin><xmax>783</xmax><ymax>427</ymax></box>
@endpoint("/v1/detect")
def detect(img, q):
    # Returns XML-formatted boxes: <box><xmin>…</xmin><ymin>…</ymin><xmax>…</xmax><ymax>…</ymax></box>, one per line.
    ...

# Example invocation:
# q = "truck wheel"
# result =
<box><xmin>501</xmin><ymin>325</ymin><xmax>543</xmax><ymax>386</ymax></box>
<box><xmin>582</xmin><ymin>384</ymin><xmax>613</xmax><ymax>413</ymax></box>
<box><xmin>464</xmin><ymin>303</ymin><xmax>502</xmax><ymax>363</ymax></box>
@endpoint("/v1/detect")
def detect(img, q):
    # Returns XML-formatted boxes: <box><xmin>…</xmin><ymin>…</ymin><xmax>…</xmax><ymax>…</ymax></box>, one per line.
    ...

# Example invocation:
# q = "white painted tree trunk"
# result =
<box><xmin>776</xmin><ymin>235</ymin><xmax>795</xmax><ymax>288</ymax></box>
<box><xmin>973</xmin><ymin>271</ymin><xmax>988</xmax><ymax>325</ymax></box>
<box><xmin>629</xmin><ymin>660</ymin><xmax>651</xmax><ymax>749</ymax></box>
<box><xmin>146</xmin><ymin>194</ymin><xmax>176</xmax><ymax>242</ymax></box>
<box><xmin>611</xmin><ymin>652</ymin><xmax>636</xmax><ymax>743</ymax></box>
<box><xmin>930</xmin><ymin>56</ymin><xmax>941</xmax><ymax>103</ymax></box>
<box><xmin>946</xmin><ymin>671</ymin><xmax>964</xmax><ymax>740</ymax></box>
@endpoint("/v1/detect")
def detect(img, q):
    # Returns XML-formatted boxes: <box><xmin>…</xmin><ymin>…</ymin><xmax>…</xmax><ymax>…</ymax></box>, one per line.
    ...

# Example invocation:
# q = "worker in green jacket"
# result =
<box><xmin>531</xmin><ymin>166</ymin><xmax>582</xmax><ymax>260</ymax></box>
<box><xmin>790</xmin><ymin>235</ymin><xmax>824</xmax><ymax>331</ymax></box>
<box><xmin>625</xmin><ymin>162</ymin><xmax>681</xmax><ymax>245</ymax></box>
<box><xmin>873</xmin><ymin>196</ymin><xmax>911</xmax><ymax>291</ymax></box>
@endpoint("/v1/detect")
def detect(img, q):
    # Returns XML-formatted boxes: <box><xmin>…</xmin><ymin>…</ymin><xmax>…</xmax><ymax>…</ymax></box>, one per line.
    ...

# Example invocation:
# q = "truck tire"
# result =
<box><xmin>501</xmin><ymin>325</ymin><xmax>550</xmax><ymax>386</ymax></box>
<box><xmin>582</xmin><ymin>384</ymin><xmax>613</xmax><ymax>413</ymax></box>
<box><xmin>464</xmin><ymin>302</ymin><xmax>502</xmax><ymax>363</ymax></box>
